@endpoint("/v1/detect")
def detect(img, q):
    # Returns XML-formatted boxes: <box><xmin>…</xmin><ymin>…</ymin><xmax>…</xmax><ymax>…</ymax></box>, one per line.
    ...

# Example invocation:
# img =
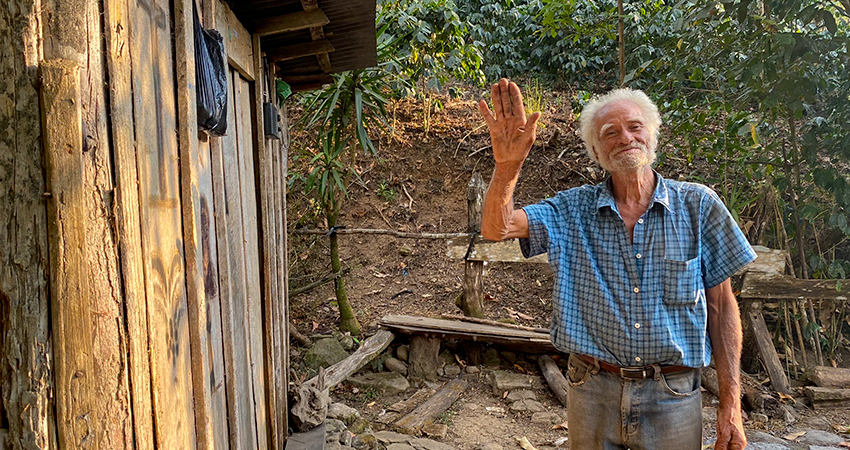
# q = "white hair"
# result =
<box><xmin>578</xmin><ymin>88</ymin><xmax>662</xmax><ymax>164</ymax></box>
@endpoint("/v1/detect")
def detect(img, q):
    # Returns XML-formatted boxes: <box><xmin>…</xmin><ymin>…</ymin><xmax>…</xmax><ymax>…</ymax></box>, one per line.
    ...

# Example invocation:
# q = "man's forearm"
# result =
<box><xmin>707</xmin><ymin>279</ymin><xmax>743</xmax><ymax>407</ymax></box>
<box><xmin>481</xmin><ymin>161</ymin><xmax>528</xmax><ymax>241</ymax></box>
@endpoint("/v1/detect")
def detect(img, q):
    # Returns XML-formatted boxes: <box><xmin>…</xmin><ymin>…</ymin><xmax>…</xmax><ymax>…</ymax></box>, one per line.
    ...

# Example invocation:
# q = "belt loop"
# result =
<box><xmin>652</xmin><ymin>364</ymin><xmax>662</xmax><ymax>381</ymax></box>
<box><xmin>590</xmin><ymin>358</ymin><xmax>601</xmax><ymax>375</ymax></box>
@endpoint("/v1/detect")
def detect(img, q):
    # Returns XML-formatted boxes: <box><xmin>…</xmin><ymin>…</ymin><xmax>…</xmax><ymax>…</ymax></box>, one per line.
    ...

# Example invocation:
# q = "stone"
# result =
<box><xmin>437</xmin><ymin>367</ymin><xmax>444</xmax><ymax>376</ymax></box>
<box><xmin>475</xmin><ymin>444</ymin><xmax>503</xmax><ymax>450</ymax></box>
<box><xmin>751</xmin><ymin>413</ymin><xmax>769</xmax><ymax>424</ymax></box>
<box><xmin>444</xmin><ymin>365</ymin><xmax>462</xmax><ymax>376</ymax></box>
<box><xmin>326</xmin><ymin>442</ymin><xmax>356</xmax><ymax>450</ymax></box>
<box><xmin>702</xmin><ymin>407</ymin><xmax>717</xmax><ymax>423</ymax></box>
<box><xmin>506</xmin><ymin>389</ymin><xmax>537</xmax><ymax>402</ymax></box>
<box><xmin>797</xmin><ymin>429</ymin><xmax>845</xmax><ymax>446</ymax></box>
<box><xmin>483</xmin><ymin>348</ymin><xmax>501</xmax><ymax>366</ymax></box>
<box><xmin>375</xmin><ymin>431</ymin><xmax>413</xmax><ymax>444</ymax></box>
<box><xmin>466</xmin><ymin>365</ymin><xmax>480</xmax><ymax>374</ymax></box>
<box><xmin>806</xmin><ymin>416</ymin><xmax>832</xmax><ymax>429</ymax></box>
<box><xmin>746</xmin><ymin>431</ymin><xmax>789</xmax><ymax>445</ymax></box>
<box><xmin>338</xmin><ymin>333</ymin><xmax>356</xmax><ymax>351</ymax></box>
<box><xmin>421</xmin><ymin>422</ymin><xmax>449</xmax><ymax>439</ymax></box>
<box><xmin>348</xmin><ymin>372</ymin><xmax>410</xmax><ymax>395</ymax></box>
<box><xmin>531</xmin><ymin>412</ymin><xmax>564</xmax><ymax>424</ymax></box>
<box><xmin>409</xmin><ymin>437</ymin><xmax>455</xmax><ymax>450</ymax></box>
<box><xmin>387</xmin><ymin>444</ymin><xmax>416</xmax><ymax>450</ymax></box>
<box><xmin>353</xmin><ymin>432</ymin><xmax>379</xmax><ymax>450</ymax></box>
<box><xmin>305</xmin><ymin>338</ymin><xmax>349</xmax><ymax>369</ymax></box>
<box><xmin>327</xmin><ymin>418</ymin><xmax>347</xmax><ymax>435</ymax></box>
<box><xmin>329</xmin><ymin>402</ymin><xmax>360</xmax><ymax>424</ymax></box>
<box><xmin>487</xmin><ymin>370</ymin><xmax>532</xmax><ymax>395</ymax></box>
<box><xmin>385</xmin><ymin>357</ymin><xmax>408</xmax><ymax>376</ymax></box>
<box><xmin>439</xmin><ymin>349</ymin><xmax>455</xmax><ymax>367</ymax></box>
<box><xmin>509</xmin><ymin>399</ymin><xmax>545</xmax><ymax>412</ymax></box>
<box><xmin>348</xmin><ymin>417</ymin><xmax>371</xmax><ymax>435</ymax></box>
<box><xmin>340</xmin><ymin>429</ymin><xmax>354</xmax><ymax>446</ymax></box>
<box><xmin>397</xmin><ymin>345</ymin><xmax>410</xmax><ymax>362</ymax></box>
<box><xmin>399</xmin><ymin>245</ymin><xmax>413</xmax><ymax>256</ymax></box>
<box><xmin>500</xmin><ymin>351</ymin><xmax>518</xmax><ymax>364</ymax></box>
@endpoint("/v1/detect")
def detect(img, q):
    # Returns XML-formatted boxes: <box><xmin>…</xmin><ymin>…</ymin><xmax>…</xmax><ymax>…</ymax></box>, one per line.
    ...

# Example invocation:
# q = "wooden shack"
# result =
<box><xmin>0</xmin><ymin>0</ymin><xmax>376</xmax><ymax>448</ymax></box>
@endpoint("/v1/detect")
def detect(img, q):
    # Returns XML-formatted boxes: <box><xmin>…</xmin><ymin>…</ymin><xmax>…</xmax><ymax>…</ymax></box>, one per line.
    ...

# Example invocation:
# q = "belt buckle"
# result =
<box><xmin>619</xmin><ymin>367</ymin><xmax>649</xmax><ymax>380</ymax></box>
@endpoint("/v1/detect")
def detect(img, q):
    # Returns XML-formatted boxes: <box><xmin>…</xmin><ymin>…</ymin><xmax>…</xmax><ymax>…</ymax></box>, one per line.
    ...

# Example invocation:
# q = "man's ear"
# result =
<box><xmin>592</xmin><ymin>146</ymin><xmax>599</xmax><ymax>161</ymax></box>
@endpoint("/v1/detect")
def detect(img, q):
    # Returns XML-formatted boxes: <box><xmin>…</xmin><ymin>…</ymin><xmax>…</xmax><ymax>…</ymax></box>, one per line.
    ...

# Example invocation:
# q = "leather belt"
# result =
<box><xmin>577</xmin><ymin>355</ymin><xmax>693</xmax><ymax>380</ymax></box>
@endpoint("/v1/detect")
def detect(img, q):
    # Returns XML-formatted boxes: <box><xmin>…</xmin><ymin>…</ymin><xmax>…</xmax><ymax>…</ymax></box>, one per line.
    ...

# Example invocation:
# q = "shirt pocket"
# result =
<box><xmin>662</xmin><ymin>257</ymin><xmax>700</xmax><ymax>306</ymax></box>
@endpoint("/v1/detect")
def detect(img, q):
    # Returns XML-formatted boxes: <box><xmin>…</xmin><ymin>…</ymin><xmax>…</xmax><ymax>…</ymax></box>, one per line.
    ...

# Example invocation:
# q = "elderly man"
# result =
<box><xmin>479</xmin><ymin>79</ymin><xmax>755</xmax><ymax>450</ymax></box>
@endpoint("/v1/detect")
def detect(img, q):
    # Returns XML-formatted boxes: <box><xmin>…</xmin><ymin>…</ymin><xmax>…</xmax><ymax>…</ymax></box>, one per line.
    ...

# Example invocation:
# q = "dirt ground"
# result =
<box><xmin>285</xmin><ymin>88</ymin><xmax>850</xmax><ymax>448</ymax></box>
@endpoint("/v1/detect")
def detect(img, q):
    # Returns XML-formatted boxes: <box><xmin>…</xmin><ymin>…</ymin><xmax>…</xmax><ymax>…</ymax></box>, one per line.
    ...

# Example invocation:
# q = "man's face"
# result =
<box><xmin>592</xmin><ymin>100</ymin><xmax>656</xmax><ymax>173</ymax></box>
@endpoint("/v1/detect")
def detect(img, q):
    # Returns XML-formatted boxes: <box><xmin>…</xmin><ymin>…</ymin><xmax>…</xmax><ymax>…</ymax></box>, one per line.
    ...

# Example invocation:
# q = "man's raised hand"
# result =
<box><xmin>478</xmin><ymin>78</ymin><xmax>541</xmax><ymax>166</ymax></box>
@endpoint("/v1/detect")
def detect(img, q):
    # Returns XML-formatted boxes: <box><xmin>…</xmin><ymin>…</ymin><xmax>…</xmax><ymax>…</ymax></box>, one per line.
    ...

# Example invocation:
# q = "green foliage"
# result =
<box><xmin>376</xmin><ymin>180</ymin><xmax>397</xmax><ymax>202</ymax></box>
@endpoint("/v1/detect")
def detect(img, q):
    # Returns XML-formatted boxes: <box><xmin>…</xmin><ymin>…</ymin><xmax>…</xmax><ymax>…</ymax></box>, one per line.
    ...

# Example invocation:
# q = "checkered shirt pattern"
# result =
<box><xmin>520</xmin><ymin>172</ymin><xmax>757</xmax><ymax>368</ymax></box>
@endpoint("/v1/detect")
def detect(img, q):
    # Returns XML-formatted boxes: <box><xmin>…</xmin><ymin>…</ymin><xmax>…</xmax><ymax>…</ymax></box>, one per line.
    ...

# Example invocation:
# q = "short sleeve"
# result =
<box><xmin>519</xmin><ymin>201</ymin><xmax>556</xmax><ymax>258</ymax></box>
<box><xmin>700</xmin><ymin>190</ymin><xmax>757</xmax><ymax>288</ymax></box>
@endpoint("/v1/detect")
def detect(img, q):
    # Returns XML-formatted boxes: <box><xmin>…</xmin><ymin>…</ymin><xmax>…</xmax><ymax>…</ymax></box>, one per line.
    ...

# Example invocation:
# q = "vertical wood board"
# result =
<box><xmin>130</xmin><ymin>0</ymin><xmax>197</xmax><ymax>446</ymax></box>
<box><xmin>234</xmin><ymin>73</ymin><xmax>270</xmax><ymax>450</ymax></box>
<box><xmin>40</xmin><ymin>58</ymin><xmax>97</xmax><ymax>449</ymax></box>
<box><xmin>215</xmin><ymin>2</ymin><xmax>254</xmax><ymax>80</ymax></box>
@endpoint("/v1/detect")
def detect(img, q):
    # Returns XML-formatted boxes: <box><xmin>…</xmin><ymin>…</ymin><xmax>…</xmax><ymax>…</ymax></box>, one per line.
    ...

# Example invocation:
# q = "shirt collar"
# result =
<box><xmin>595</xmin><ymin>171</ymin><xmax>671</xmax><ymax>213</ymax></box>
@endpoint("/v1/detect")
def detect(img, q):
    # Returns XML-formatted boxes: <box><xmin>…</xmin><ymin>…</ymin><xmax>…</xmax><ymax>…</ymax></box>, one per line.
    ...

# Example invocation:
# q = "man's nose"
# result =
<box><xmin>619</xmin><ymin>129</ymin><xmax>634</xmax><ymax>144</ymax></box>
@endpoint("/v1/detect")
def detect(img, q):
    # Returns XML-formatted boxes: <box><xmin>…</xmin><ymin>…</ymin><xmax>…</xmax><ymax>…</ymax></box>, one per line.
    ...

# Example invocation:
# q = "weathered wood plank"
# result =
<box><xmin>394</xmin><ymin>379</ymin><xmax>468</xmax><ymax>434</ymax></box>
<box><xmin>254</xmin><ymin>9</ymin><xmax>330</xmax><ymax>36</ymax></box>
<box><xmin>267</xmin><ymin>39</ymin><xmax>335</xmax><ymax>63</ymax></box>
<box><xmin>809</xmin><ymin>366</ymin><xmax>850</xmax><ymax>389</ymax></box>
<box><xmin>803</xmin><ymin>386</ymin><xmax>850</xmax><ymax>410</ymax></box>
<box><xmin>216</xmin><ymin>2</ymin><xmax>254</xmax><ymax>80</ymax></box>
<box><xmin>381</xmin><ymin>315</ymin><xmax>554</xmax><ymax>344</ymax></box>
<box><xmin>41</xmin><ymin>58</ymin><xmax>97</xmax><ymax>450</ymax></box>
<box><xmin>740</xmin><ymin>273</ymin><xmax>845</xmax><ymax>301</ymax></box>
<box><xmin>538</xmin><ymin>356</ymin><xmax>568</xmax><ymax>407</ymax></box>
<box><xmin>275</xmin><ymin>103</ymin><xmax>292</xmax><ymax>439</ymax></box>
<box><xmin>409</xmin><ymin>336</ymin><xmax>441</xmax><ymax>382</ymax></box>
<box><xmin>235</xmin><ymin>73</ymin><xmax>270</xmax><ymax>450</ymax></box>
<box><xmin>447</xmin><ymin>238</ymin><xmax>549</xmax><ymax>264</ymax></box>
<box><xmin>174</xmin><ymin>0</ymin><xmax>226</xmax><ymax>446</ymax></box>
<box><xmin>305</xmin><ymin>329</ymin><xmax>395</xmax><ymax>389</ymax></box>
<box><xmin>82</xmin><ymin>0</ymin><xmax>134</xmax><ymax>444</ymax></box>
<box><xmin>253</xmin><ymin>32</ymin><xmax>286</xmax><ymax>449</ymax></box>
<box><xmin>0</xmin><ymin>2</ymin><xmax>53</xmax><ymax>447</ymax></box>
<box><xmin>746</xmin><ymin>301</ymin><xmax>790</xmax><ymax>394</ymax></box>
<box><xmin>738</xmin><ymin>246</ymin><xmax>787</xmax><ymax>276</ymax></box>
<box><xmin>284</xmin><ymin>422</ymin><xmax>325</xmax><ymax>450</ymax></box>
<box><xmin>131</xmin><ymin>0</ymin><xmax>197</xmax><ymax>444</ymax></box>
<box><xmin>212</xmin><ymin>69</ymin><xmax>258</xmax><ymax>450</ymax></box>
<box><xmin>104</xmin><ymin>0</ymin><xmax>155</xmax><ymax>446</ymax></box>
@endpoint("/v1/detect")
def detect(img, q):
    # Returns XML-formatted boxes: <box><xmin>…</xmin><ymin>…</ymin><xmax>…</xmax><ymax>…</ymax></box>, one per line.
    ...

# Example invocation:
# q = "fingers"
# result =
<box><xmin>509</xmin><ymin>81</ymin><xmax>525</xmax><ymax>119</ymax></box>
<box><xmin>479</xmin><ymin>99</ymin><xmax>495</xmax><ymax>126</ymax></box>
<box><xmin>499</xmin><ymin>78</ymin><xmax>512</xmax><ymax>117</ymax></box>
<box><xmin>491</xmin><ymin>82</ymin><xmax>504</xmax><ymax>120</ymax></box>
<box><xmin>526</xmin><ymin>111</ymin><xmax>541</xmax><ymax>130</ymax></box>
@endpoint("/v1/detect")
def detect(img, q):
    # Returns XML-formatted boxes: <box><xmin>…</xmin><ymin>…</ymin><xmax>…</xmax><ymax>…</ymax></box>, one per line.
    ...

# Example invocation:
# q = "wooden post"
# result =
<box><xmin>462</xmin><ymin>173</ymin><xmax>486</xmax><ymax>318</ymax></box>
<box><xmin>408</xmin><ymin>335</ymin><xmax>441</xmax><ymax>382</ymax></box>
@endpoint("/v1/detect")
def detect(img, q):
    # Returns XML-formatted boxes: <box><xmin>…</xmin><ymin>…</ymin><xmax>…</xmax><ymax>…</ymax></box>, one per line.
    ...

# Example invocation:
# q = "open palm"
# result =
<box><xmin>478</xmin><ymin>78</ymin><xmax>541</xmax><ymax>165</ymax></box>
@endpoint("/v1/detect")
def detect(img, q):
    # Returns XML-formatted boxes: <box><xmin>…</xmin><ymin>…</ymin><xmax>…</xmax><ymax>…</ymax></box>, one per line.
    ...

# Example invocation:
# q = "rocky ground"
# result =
<box><xmin>285</xmin><ymin>87</ymin><xmax>850</xmax><ymax>450</ymax></box>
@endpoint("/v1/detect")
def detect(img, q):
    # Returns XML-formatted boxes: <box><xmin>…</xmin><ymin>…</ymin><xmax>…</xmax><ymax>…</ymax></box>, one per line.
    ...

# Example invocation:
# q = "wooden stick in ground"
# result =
<box><xmin>782</xmin><ymin>302</ymin><xmax>796</xmax><ymax>378</ymax></box>
<box><xmin>394</xmin><ymin>378</ymin><xmax>468</xmax><ymax>434</ymax></box>
<box><xmin>290</xmin><ymin>326</ymin><xmax>312</xmax><ymax>347</ymax></box>
<box><xmin>462</xmin><ymin>173</ymin><xmax>485</xmax><ymax>318</ymax></box>
<box><xmin>289</xmin><ymin>267</ymin><xmax>351</xmax><ymax>297</ymax></box>
<box><xmin>303</xmin><ymin>329</ymin><xmax>395</xmax><ymax>390</ymax></box>
<box><xmin>538</xmin><ymin>355</ymin><xmax>568</xmax><ymax>407</ymax></box>
<box><xmin>792</xmin><ymin>301</ymin><xmax>809</xmax><ymax>369</ymax></box>
<box><xmin>807</xmin><ymin>300</ymin><xmax>825</xmax><ymax>366</ymax></box>
<box><xmin>441</xmin><ymin>314</ymin><xmax>550</xmax><ymax>334</ymax></box>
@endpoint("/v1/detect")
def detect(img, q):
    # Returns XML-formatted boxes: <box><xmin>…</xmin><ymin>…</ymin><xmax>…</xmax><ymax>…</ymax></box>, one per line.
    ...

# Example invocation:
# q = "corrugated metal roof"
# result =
<box><xmin>229</xmin><ymin>0</ymin><xmax>377</xmax><ymax>91</ymax></box>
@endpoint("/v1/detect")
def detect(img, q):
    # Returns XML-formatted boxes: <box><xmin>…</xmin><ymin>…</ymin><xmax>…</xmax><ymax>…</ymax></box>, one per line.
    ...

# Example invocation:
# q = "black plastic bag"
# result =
<box><xmin>194</xmin><ymin>2</ymin><xmax>228</xmax><ymax>135</ymax></box>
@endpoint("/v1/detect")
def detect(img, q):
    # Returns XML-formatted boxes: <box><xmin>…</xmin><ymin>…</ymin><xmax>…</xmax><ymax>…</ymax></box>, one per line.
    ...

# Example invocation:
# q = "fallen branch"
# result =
<box><xmin>294</xmin><ymin>228</ymin><xmax>471</xmax><ymax>240</ymax></box>
<box><xmin>538</xmin><ymin>355</ymin><xmax>568</xmax><ymax>407</ymax></box>
<box><xmin>303</xmin><ymin>329</ymin><xmax>395</xmax><ymax>390</ymax></box>
<box><xmin>290</xmin><ymin>325</ymin><xmax>313</xmax><ymax>347</ymax></box>
<box><xmin>394</xmin><ymin>378</ymin><xmax>467</xmax><ymax>434</ymax></box>
<box><xmin>440</xmin><ymin>313</ymin><xmax>550</xmax><ymax>334</ymax></box>
<box><xmin>290</xmin><ymin>267</ymin><xmax>352</xmax><ymax>297</ymax></box>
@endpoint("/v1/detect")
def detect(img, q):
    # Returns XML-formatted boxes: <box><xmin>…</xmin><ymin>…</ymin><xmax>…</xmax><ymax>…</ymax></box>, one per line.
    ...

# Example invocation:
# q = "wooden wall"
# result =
<box><xmin>0</xmin><ymin>0</ymin><xmax>291</xmax><ymax>448</ymax></box>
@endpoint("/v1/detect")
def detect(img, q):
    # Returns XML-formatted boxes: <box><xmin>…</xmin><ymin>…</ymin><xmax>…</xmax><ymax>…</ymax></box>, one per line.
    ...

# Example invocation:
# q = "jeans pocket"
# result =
<box><xmin>660</xmin><ymin>370</ymin><xmax>701</xmax><ymax>397</ymax></box>
<box><xmin>566</xmin><ymin>355</ymin><xmax>593</xmax><ymax>387</ymax></box>
<box><xmin>662</xmin><ymin>257</ymin><xmax>700</xmax><ymax>306</ymax></box>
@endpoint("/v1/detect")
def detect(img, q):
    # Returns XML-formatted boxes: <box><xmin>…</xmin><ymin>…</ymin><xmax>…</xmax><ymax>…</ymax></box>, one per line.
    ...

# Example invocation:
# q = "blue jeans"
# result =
<box><xmin>565</xmin><ymin>354</ymin><xmax>703</xmax><ymax>450</ymax></box>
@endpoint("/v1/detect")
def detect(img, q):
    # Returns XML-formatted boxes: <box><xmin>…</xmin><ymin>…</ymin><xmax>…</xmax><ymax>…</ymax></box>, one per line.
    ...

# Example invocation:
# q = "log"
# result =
<box><xmin>291</xmin><ymin>369</ymin><xmax>328</xmax><ymax>431</ymax></box>
<box><xmin>441</xmin><ymin>314</ymin><xmax>549</xmax><ymax>334</ymax></box>
<box><xmin>538</xmin><ymin>356</ymin><xmax>568</xmax><ymax>407</ymax></box>
<box><xmin>304</xmin><ymin>329</ymin><xmax>395</xmax><ymax>389</ymax></box>
<box><xmin>808</xmin><ymin>366</ymin><xmax>850</xmax><ymax>388</ymax></box>
<box><xmin>701</xmin><ymin>367</ymin><xmax>763</xmax><ymax>411</ymax></box>
<box><xmin>747</xmin><ymin>300</ymin><xmax>791</xmax><ymax>393</ymax></box>
<box><xmin>462</xmin><ymin>173</ymin><xmax>485</xmax><ymax>318</ymax></box>
<box><xmin>394</xmin><ymin>379</ymin><xmax>468</xmax><ymax>434</ymax></box>
<box><xmin>803</xmin><ymin>386</ymin><xmax>850</xmax><ymax>410</ymax></box>
<box><xmin>409</xmin><ymin>336</ymin><xmax>442</xmax><ymax>382</ymax></box>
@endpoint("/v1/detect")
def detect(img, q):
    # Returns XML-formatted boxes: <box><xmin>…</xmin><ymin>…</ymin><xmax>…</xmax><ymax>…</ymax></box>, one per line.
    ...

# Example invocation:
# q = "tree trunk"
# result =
<box><xmin>327</xmin><ymin>200</ymin><xmax>360</xmax><ymax>335</ymax></box>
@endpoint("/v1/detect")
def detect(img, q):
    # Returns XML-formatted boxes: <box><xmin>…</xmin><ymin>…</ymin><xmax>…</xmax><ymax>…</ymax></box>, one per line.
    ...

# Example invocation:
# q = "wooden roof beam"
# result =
<box><xmin>266</xmin><ymin>39</ymin><xmax>334</xmax><ymax>63</ymax></box>
<box><xmin>253</xmin><ymin>9</ymin><xmax>329</xmax><ymax>37</ymax></box>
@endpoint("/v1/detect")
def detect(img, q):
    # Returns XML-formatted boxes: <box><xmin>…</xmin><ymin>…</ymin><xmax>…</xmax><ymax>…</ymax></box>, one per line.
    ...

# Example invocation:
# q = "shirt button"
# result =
<box><xmin>635</xmin><ymin>356</ymin><xmax>642</xmax><ymax>362</ymax></box>
<box><xmin>635</xmin><ymin>253</ymin><xmax>642</xmax><ymax>259</ymax></box>
<box><xmin>633</xmin><ymin>287</ymin><xmax>640</xmax><ymax>293</ymax></box>
<box><xmin>638</xmin><ymin>219</ymin><xmax>644</xmax><ymax>224</ymax></box>
<box><xmin>634</xmin><ymin>323</ymin><xmax>641</xmax><ymax>329</ymax></box>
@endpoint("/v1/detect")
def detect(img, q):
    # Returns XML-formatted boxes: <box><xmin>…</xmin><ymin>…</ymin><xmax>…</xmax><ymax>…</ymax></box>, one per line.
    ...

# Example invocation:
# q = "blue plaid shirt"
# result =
<box><xmin>520</xmin><ymin>172</ymin><xmax>756</xmax><ymax>368</ymax></box>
